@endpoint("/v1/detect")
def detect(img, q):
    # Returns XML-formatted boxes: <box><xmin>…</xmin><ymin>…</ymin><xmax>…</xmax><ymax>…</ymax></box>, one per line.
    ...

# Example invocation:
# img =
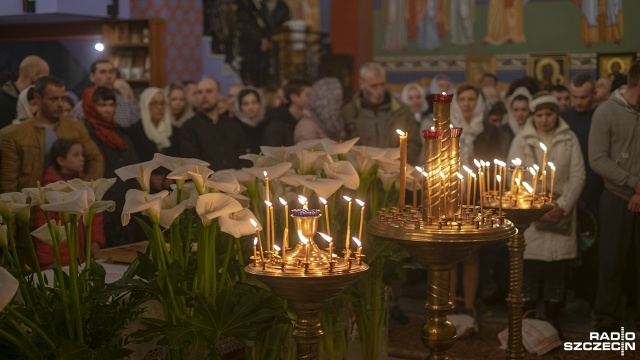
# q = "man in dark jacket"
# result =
<box><xmin>262</xmin><ymin>78</ymin><xmax>311</xmax><ymax>147</ymax></box>
<box><xmin>0</xmin><ymin>55</ymin><xmax>49</xmax><ymax>128</ymax></box>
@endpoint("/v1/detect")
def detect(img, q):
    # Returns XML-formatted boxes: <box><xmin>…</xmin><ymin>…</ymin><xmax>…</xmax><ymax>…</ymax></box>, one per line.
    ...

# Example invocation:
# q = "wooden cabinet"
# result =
<box><xmin>102</xmin><ymin>18</ymin><xmax>166</xmax><ymax>89</ymax></box>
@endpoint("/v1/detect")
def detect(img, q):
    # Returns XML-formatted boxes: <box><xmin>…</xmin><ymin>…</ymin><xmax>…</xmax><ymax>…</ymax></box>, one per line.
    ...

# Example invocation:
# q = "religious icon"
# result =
<box><xmin>466</xmin><ymin>55</ymin><xmax>497</xmax><ymax>84</ymax></box>
<box><xmin>527</xmin><ymin>54</ymin><xmax>569</xmax><ymax>91</ymax></box>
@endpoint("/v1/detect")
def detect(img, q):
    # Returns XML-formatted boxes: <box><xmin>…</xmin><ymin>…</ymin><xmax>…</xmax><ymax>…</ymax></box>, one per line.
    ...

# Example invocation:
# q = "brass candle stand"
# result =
<box><xmin>484</xmin><ymin>191</ymin><xmax>553</xmax><ymax>359</ymax></box>
<box><xmin>368</xmin><ymin>93</ymin><xmax>518</xmax><ymax>360</ymax></box>
<box><xmin>246</xmin><ymin>211</ymin><xmax>368</xmax><ymax>360</ymax></box>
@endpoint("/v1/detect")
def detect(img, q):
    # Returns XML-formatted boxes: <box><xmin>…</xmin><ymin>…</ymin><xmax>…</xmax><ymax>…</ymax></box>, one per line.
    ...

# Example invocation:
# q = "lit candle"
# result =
<box><xmin>263</xmin><ymin>171</ymin><xmax>270</xmax><ymax>202</ymax></box>
<box><xmin>493</xmin><ymin>159</ymin><xmax>499</xmax><ymax>191</ymax></box>
<box><xmin>279</xmin><ymin>197</ymin><xmax>289</xmax><ymax>230</ymax></box>
<box><xmin>265</xmin><ymin>200</ymin><xmax>273</xmax><ymax>252</ymax></box>
<box><xmin>298</xmin><ymin>230</ymin><xmax>310</xmax><ymax>264</ymax></box>
<box><xmin>273</xmin><ymin>244</ymin><xmax>281</xmax><ymax>258</ymax></box>
<box><xmin>352</xmin><ymin>237</ymin><xmax>362</xmax><ymax>258</ymax></box>
<box><xmin>270</xmin><ymin>205</ymin><xmax>275</xmax><ymax>252</ymax></box>
<box><xmin>523</xmin><ymin>181</ymin><xmax>534</xmax><ymax>206</ymax></box>
<box><xmin>497</xmin><ymin>175</ymin><xmax>503</xmax><ymax>216</ymax></box>
<box><xmin>250</xmin><ymin>219</ymin><xmax>264</xmax><ymax>261</ymax></box>
<box><xmin>252</xmin><ymin>237</ymin><xmax>258</xmax><ymax>265</ymax></box>
<box><xmin>343</xmin><ymin>196</ymin><xmax>352</xmax><ymax>252</ymax></box>
<box><xmin>319</xmin><ymin>197</ymin><xmax>330</xmax><ymax>236</ymax></box>
<box><xmin>298</xmin><ymin>195</ymin><xmax>308</xmax><ymax>210</ymax></box>
<box><xmin>397</xmin><ymin>129</ymin><xmax>407</xmax><ymax>207</ymax></box>
<box><xmin>471</xmin><ymin>172</ymin><xmax>477</xmax><ymax>213</ymax></box>
<box><xmin>356</xmin><ymin>199</ymin><xmax>365</xmax><ymax>243</ymax></box>
<box><xmin>319</xmin><ymin>232</ymin><xmax>333</xmax><ymax>260</ymax></box>
<box><xmin>548</xmin><ymin>162</ymin><xmax>556</xmax><ymax>202</ymax></box>
<box><xmin>456</xmin><ymin>172</ymin><xmax>464</xmax><ymax>216</ymax></box>
<box><xmin>514</xmin><ymin>178</ymin><xmax>521</xmax><ymax>202</ymax></box>
<box><xmin>529</xmin><ymin>166</ymin><xmax>538</xmax><ymax>197</ymax></box>
<box><xmin>539</xmin><ymin>142</ymin><xmax>548</xmax><ymax>195</ymax></box>
<box><xmin>440</xmin><ymin>171</ymin><xmax>447</xmax><ymax>216</ymax></box>
<box><xmin>463</xmin><ymin>165</ymin><xmax>472</xmax><ymax>210</ymax></box>
<box><xmin>484</xmin><ymin>160</ymin><xmax>490</xmax><ymax>193</ymax></box>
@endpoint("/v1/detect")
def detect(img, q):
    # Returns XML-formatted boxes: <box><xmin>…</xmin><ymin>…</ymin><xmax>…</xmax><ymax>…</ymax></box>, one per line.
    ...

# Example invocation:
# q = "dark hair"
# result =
<box><xmin>610</xmin><ymin>73</ymin><xmax>627</xmax><ymax>92</ymax></box>
<box><xmin>237</xmin><ymin>88</ymin><xmax>260</xmax><ymax>104</ymax></box>
<box><xmin>181</xmin><ymin>80</ymin><xmax>196</xmax><ymax>87</ymax></box>
<box><xmin>283</xmin><ymin>78</ymin><xmax>312</xmax><ymax>103</ymax></box>
<box><xmin>34</xmin><ymin>76</ymin><xmax>64</xmax><ymax>96</ymax></box>
<box><xmin>506</xmin><ymin>76</ymin><xmax>540</xmax><ymax>98</ymax></box>
<box><xmin>549</xmin><ymin>85</ymin><xmax>569</xmax><ymax>93</ymax></box>
<box><xmin>92</xmin><ymin>86</ymin><xmax>116</xmax><ymax>104</ymax></box>
<box><xmin>488</xmin><ymin>101</ymin><xmax>507</xmax><ymax>117</ymax></box>
<box><xmin>90</xmin><ymin>59</ymin><xmax>111</xmax><ymax>74</ymax></box>
<box><xmin>481</xmin><ymin>73</ymin><xmax>498</xmax><ymax>83</ymax></box>
<box><xmin>628</xmin><ymin>59</ymin><xmax>640</xmax><ymax>88</ymax></box>
<box><xmin>456</xmin><ymin>84</ymin><xmax>480</xmax><ymax>98</ymax></box>
<box><xmin>62</xmin><ymin>96</ymin><xmax>74</xmax><ymax>109</ymax></box>
<box><xmin>27</xmin><ymin>87</ymin><xmax>35</xmax><ymax>102</ymax></box>
<box><xmin>570</xmin><ymin>73</ymin><xmax>594</xmax><ymax>88</ymax></box>
<box><xmin>51</xmin><ymin>138</ymin><xmax>81</xmax><ymax>171</ymax></box>
<box><xmin>510</xmin><ymin>94</ymin><xmax>529</xmax><ymax>106</ymax></box>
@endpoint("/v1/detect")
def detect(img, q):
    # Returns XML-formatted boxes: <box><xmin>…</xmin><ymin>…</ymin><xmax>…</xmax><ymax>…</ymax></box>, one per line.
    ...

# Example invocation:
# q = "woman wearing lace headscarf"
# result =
<box><xmin>401</xmin><ymin>83</ymin><xmax>432</xmax><ymax>130</ymax></box>
<box><xmin>294</xmin><ymin>78</ymin><xmax>345</xmax><ymax>143</ymax></box>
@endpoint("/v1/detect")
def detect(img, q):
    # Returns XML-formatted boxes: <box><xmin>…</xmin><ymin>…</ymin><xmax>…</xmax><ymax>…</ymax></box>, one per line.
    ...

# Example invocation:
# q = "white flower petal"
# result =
<box><xmin>0</xmin><ymin>267</ymin><xmax>18</xmax><ymax>311</ymax></box>
<box><xmin>152</xmin><ymin>153</ymin><xmax>209</xmax><ymax>171</ymax></box>
<box><xmin>218</xmin><ymin>209</ymin><xmax>261</xmax><ymax>237</ymax></box>
<box><xmin>31</xmin><ymin>220</ymin><xmax>67</xmax><ymax>246</ymax></box>
<box><xmin>323</xmin><ymin>161</ymin><xmax>360</xmax><ymax>190</ymax></box>
<box><xmin>195</xmin><ymin>193</ymin><xmax>243</xmax><ymax>226</ymax></box>
<box><xmin>159</xmin><ymin>198</ymin><xmax>188</xmax><ymax>229</ymax></box>
<box><xmin>243</xmin><ymin>162</ymin><xmax>292</xmax><ymax>181</ymax></box>
<box><xmin>205</xmin><ymin>172</ymin><xmax>240</xmax><ymax>194</ymax></box>
<box><xmin>320</xmin><ymin>137</ymin><xmax>360</xmax><ymax>155</ymax></box>
<box><xmin>260</xmin><ymin>145</ymin><xmax>295</xmax><ymax>162</ymax></box>
<box><xmin>115</xmin><ymin>160</ymin><xmax>161</xmax><ymax>193</ymax></box>
<box><xmin>297</xmin><ymin>177</ymin><xmax>344</xmax><ymax>200</ymax></box>
<box><xmin>68</xmin><ymin>178</ymin><xmax>116</xmax><ymax>201</ymax></box>
<box><xmin>41</xmin><ymin>190</ymin><xmax>90</xmax><ymax>215</ymax></box>
<box><xmin>121</xmin><ymin>189</ymin><xmax>168</xmax><ymax>226</ymax></box>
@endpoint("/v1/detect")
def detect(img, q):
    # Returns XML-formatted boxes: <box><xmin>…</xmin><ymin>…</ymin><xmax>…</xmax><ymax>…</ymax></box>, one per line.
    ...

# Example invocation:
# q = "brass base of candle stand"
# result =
<box><xmin>484</xmin><ymin>193</ymin><xmax>552</xmax><ymax>359</ymax></box>
<box><xmin>246</xmin><ymin>260</ymin><xmax>368</xmax><ymax>360</ymax></box>
<box><xmin>367</xmin><ymin>207</ymin><xmax>517</xmax><ymax>360</ymax></box>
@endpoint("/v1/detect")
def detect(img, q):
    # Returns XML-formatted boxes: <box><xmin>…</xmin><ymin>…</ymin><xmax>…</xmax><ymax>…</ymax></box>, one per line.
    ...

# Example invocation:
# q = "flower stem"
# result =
<box><xmin>67</xmin><ymin>214</ymin><xmax>84</xmax><ymax>343</ymax></box>
<box><xmin>234</xmin><ymin>238</ymin><xmax>246</xmax><ymax>281</ymax></box>
<box><xmin>6</xmin><ymin>306</ymin><xmax>56</xmax><ymax>350</ymax></box>
<box><xmin>19</xmin><ymin>222</ymin><xmax>45</xmax><ymax>289</ymax></box>
<box><xmin>0</xmin><ymin>327</ymin><xmax>37</xmax><ymax>358</ymax></box>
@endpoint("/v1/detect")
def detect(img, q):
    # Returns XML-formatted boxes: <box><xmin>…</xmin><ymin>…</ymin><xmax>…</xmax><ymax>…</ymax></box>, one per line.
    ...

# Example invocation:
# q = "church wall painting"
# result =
<box><xmin>596</xmin><ymin>52</ymin><xmax>636</xmax><ymax>79</ymax></box>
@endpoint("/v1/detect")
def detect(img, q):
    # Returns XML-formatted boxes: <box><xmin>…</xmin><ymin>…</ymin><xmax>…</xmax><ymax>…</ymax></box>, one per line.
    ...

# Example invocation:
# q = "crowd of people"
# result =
<box><xmin>0</xmin><ymin>54</ymin><xmax>638</xmax><ymax>338</ymax></box>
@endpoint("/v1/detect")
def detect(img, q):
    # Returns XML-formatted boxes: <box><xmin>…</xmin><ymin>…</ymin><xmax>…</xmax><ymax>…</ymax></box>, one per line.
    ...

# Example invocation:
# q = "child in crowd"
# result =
<box><xmin>35</xmin><ymin>138</ymin><xmax>105</xmax><ymax>267</ymax></box>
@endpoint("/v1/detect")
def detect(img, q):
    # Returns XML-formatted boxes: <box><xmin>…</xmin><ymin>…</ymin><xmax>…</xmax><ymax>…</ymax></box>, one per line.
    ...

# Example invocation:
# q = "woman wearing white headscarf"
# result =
<box><xmin>505</xmin><ymin>86</ymin><xmax>532</xmax><ymax>136</ymax></box>
<box><xmin>401</xmin><ymin>83</ymin><xmax>432</xmax><ymax>130</ymax></box>
<box><xmin>126</xmin><ymin>87</ymin><xmax>179</xmax><ymax>191</ymax></box>
<box><xmin>14</xmin><ymin>85</ymin><xmax>35</xmax><ymax>124</ymax></box>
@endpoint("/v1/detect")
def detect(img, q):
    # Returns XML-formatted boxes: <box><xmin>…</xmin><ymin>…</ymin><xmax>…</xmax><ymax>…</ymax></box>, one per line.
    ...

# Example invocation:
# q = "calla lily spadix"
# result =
<box><xmin>41</xmin><ymin>190</ymin><xmax>90</xmax><ymax>215</ymax></box>
<box><xmin>115</xmin><ymin>160</ymin><xmax>162</xmax><ymax>193</ymax></box>
<box><xmin>323</xmin><ymin>161</ymin><xmax>360</xmax><ymax>190</ymax></box>
<box><xmin>121</xmin><ymin>189</ymin><xmax>168</xmax><ymax>226</ymax></box>
<box><xmin>31</xmin><ymin>220</ymin><xmax>67</xmax><ymax>246</ymax></box>
<box><xmin>195</xmin><ymin>193</ymin><xmax>243</xmax><ymax>227</ymax></box>
<box><xmin>0</xmin><ymin>267</ymin><xmax>18</xmax><ymax>311</ymax></box>
<box><xmin>219</xmin><ymin>209</ymin><xmax>262</xmax><ymax>237</ymax></box>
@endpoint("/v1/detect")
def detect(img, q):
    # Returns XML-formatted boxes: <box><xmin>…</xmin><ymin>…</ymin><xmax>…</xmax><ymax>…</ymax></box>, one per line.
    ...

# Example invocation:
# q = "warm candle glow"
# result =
<box><xmin>298</xmin><ymin>230</ymin><xmax>309</xmax><ymax>244</ymax></box>
<box><xmin>319</xmin><ymin>197</ymin><xmax>327</xmax><ymax>205</ymax></box>
<box><xmin>319</xmin><ymin>197</ymin><xmax>330</xmax><ymax>236</ymax></box>
<box><xmin>319</xmin><ymin>232</ymin><xmax>333</xmax><ymax>260</ymax></box>
<box><xmin>352</xmin><ymin>237</ymin><xmax>362</xmax><ymax>247</ymax></box>
<box><xmin>548</xmin><ymin>162</ymin><xmax>556</xmax><ymax>202</ymax></box>
<box><xmin>298</xmin><ymin>195</ymin><xmax>308</xmax><ymax>209</ymax></box>
<box><xmin>474</xmin><ymin>159</ymin><xmax>481</xmax><ymax>168</ymax></box>
<box><xmin>263</xmin><ymin>171</ymin><xmax>270</xmax><ymax>202</ymax></box>
<box><xmin>398</xmin><ymin>129</ymin><xmax>408</xmax><ymax>206</ymax></box>
<box><xmin>497</xmin><ymin>175</ymin><xmax>503</xmax><ymax>215</ymax></box>
<box><xmin>539</xmin><ymin>142</ymin><xmax>547</xmax><ymax>152</ymax></box>
<box><xmin>250</xmin><ymin>220</ymin><xmax>265</xmax><ymax>261</ymax></box>
<box><xmin>356</xmin><ymin>199</ymin><xmax>365</xmax><ymax>243</ymax></box>
<box><xmin>344</xmin><ymin>196</ymin><xmax>353</xmax><ymax>251</ymax></box>
<box><xmin>279</xmin><ymin>197</ymin><xmax>287</xmax><ymax>206</ymax></box>
<box><xmin>396</xmin><ymin>129</ymin><xmax>406</xmax><ymax>136</ymax></box>
<box><xmin>319</xmin><ymin>232</ymin><xmax>332</xmax><ymax>242</ymax></box>
<box><xmin>253</xmin><ymin>237</ymin><xmax>258</xmax><ymax>264</ymax></box>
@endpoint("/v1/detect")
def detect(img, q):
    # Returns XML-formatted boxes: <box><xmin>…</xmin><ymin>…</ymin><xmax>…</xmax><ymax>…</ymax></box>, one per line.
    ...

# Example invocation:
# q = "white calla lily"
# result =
<box><xmin>68</xmin><ymin>178</ymin><xmax>116</xmax><ymax>201</ymax></box>
<box><xmin>115</xmin><ymin>160</ymin><xmax>162</xmax><ymax>193</ymax></box>
<box><xmin>195</xmin><ymin>193</ymin><xmax>243</xmax><ymax>226</ymax></box>
<box><xmin>297</xmin><ymin>177</ymin><xmax>344</xmax><ymax>200</ymax></box>
<box><xmin>260</xmin><ymin>145</ymin><xmax>294</xmax><ymax>162</ymax></box>
<box><xmin>323</xmin><ymin>161</ymin><xmax>360</xmax><ymax>190</ymax></box>
<box><xmin>41</xmin><ymin>190</ymin><xmax>90</xmax><ymax>215</ymax></box>
<box><xmin>158</xmin><ymin>197</ymin><xmax>188</xmax><ymax>229</ymax></box>
<box><xmin>346</xmin><ymin>146</ymin><xmax>386</xmax><ymax>172</ymax></box>
<box><xmin>22</xmin><ymin>186</ymin><xmax>47</xmax><ymax>205</ymax></box>
<box><xmin>0</xmin><ymin>192</ymin><xmax>31</xmax><ymax>223</ymax></box>
<box><xmin>239</xmin><ymin>153</ymin><xmax>281</xmax><ymax>167</ymax></box>
<box><xmin>218</xmin><ymin>209</ymin><xmax>262</xmax><ymax>237</ymax></box>
<box><xmin>169</xmin><ymin>182</ymin><xmax>198</xmax><ymax>208</ymax></box>
<box><xmin>205</xmin><ymin>172</ymin><xmax>241</xmax><ymax>194</ymax></box>
<box><xmin>279</xmin><ymin>173</ymin><xmax>314</xmax><ymax>187</ymax></box>
<box><xmin>320</xmin><ymin>137</ymin><xmax>360</xmax><ymax>155</ymax></box>
<box><xmin>121</xmin><ymin>189</ymin><xmax>168</xmax><ymax>226</ymax></box>
<box><xmin>376</xmin><ymin>156</ymin><xmax>401</xmax><ymax>174</ymax></box>
<box><xmin>44</xmin><ymin>180</ymin><xmax>76</xmax><ymax>192</ymax></box>
<box><xmin>377</xmin><ymin>168</ymin><xmax>398</xmax><ymax>192</ymax></box>
<box><xmin>31</xmin><ymin>220</ymin><xmax>67</xmax><ymax>246</ymax></box>
<box><xmin>0</xmin><ymin>267</ymin><xmax>18</xmax><ymax>311</ymax></box>
<box><xmin>243</xmin><ymin>162</ymin><xmax>293</xmax><ymax>181</ymax></box>
<box><xmin>292</xmin><ymin>149</ymin><xmax>327</xmax><ymax>174</ymax></box>
<box><xmin>167</xmin><ymin>164</ymin><xmax>214</xmax><ymax>195</ymax></box>
<box><xmin>295</xmin><ymin>139</ymin><xmax>325</xmax><ymax>151</ymax></box>
<box><xmin>152</xmin><ymin>153</ymin><xmax>209</xmax><ymax>171</ymax></box>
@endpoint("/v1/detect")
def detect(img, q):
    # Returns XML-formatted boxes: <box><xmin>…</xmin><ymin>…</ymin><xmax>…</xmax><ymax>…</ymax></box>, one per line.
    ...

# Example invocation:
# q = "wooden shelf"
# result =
<box><xmin>102</xmin><ymin>18</ymin><xmax>166</xmax><ymax>88</ymax></box>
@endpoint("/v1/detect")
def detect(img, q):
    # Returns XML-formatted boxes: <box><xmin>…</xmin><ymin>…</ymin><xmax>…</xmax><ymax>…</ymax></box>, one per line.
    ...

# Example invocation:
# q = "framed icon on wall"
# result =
<box><xmin>527</xmin><ymin>54</ymin><xmax>569</xmax><ymax>90</ymax></box>
<box><xmin>597</xmin><ymin>53</ymin><xmax>637</xmax><ymax>80</ymax></box>
<box><xmin>466</xmin><ymin>55</ymin><xmax>497</xmax><ymax>85</ymax></box>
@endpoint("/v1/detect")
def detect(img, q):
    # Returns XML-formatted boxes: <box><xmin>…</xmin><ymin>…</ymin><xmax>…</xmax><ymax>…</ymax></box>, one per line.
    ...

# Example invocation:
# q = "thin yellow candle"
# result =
<box><xmin>548</xmin><ymin>162</ymin><xmax>556</xmax><ymax>202</ymax></box>
<box><xmin>479</xmin><ymin>171</ymin><xmax>484</xmax><ymax>213</ymax></box>
<box><xmin>343</xmin><ymin>196</ymin><xmax>352</xmax><ymax>251</ymax></box>
<box><xmin>250</xmin><ymin>219</ymin><xmax>265</xmax><ymax>261</ymax></box>
<box><xmin>265</xmin><ymin>200</ymin><xmax>274</xmax><ymax>251</ymax></box>
<box><xmin>319</xmin><ymin>232</ymin><xmax>333</xmax><ymax>260</ymax></box>
<box><xmin>423</xmin><ymin>170</ymin><xmax>432</xmax><ymax>218</ymax></box>
<box><xmin>493</xmin><ymin>159</ymin><xmax>499</xmax><ymax>191</ymax></box>
<box><xmin>353</xmin><ymin>237</ymin><xmax>363</xmax><ymax>258</ymax></box>
<box><xmin>252</xmin><ymin>237</ymin><xmax>258</xmax><ymax>265</ymax></box>
<box><xmin>319</xmin><ymin>197</ymin><xmax>331</xmax><ymax>236</ymax></box>
<box><xmin>298</xmin><ymin>230</ymin><xmax>310</xmax><ymax>263</ymax></box>
<box><xmin>270</xmin><ymin>205</ymin><xmax>275</xmax><ymax>252</ymax></box>
<box><xmin>456</xmin><ymin>172</ymin><xmax>464</xmax><ymax>215</ymax></box>
<box><xmin>523</xmin><ymin>181</ymin><xmax>534</xmax><ymax>206</ymax></box>
<box><xmin>263</xmin><ymin>171</ymin><xmax>270</xmax><ymax>202</ymax></box>
<box><xmin>356</xmin><ymin>199</ymin><xmax>365</xmax><ymax>243</ymax></box>
<box><xmin>497</xmin><ymin>175</ymin><xmax>503</xmax><ymax>216</ymax></box>
<box><xmin>485</xmin><ymin>161</ymin><xmax>490</xmax><ymax>193</ymax></box>
<box><xmin>273</xmin><ymin>244</ymin><xmax>281</xmax><ymax>258</ymax></box>
<box><xmin>539</xmin><ymin>142</ymin><xmax>548</xmax><ymax>195</ymax></box>
<box><xmin>397</xmin><ymin>129</ymin><xmax>407</xmax><ymax>206</ymax></box>
<box><xmin>463</xmin><ymin>165</ymin><xmax>472</xmax><ymax>210</ymax></box>
<box><xmin>471</xmin><ymin>172</ymin><xmax>477</xmax><ymax>213</ymax></box>
<box><xmin>529</xmin><ymin>166</ymin><xmax>538</xmax><ymax>197</ymax></box>
<box><xmin>279</xmin><ymin>197</ymin><xmax>289</xmax><ymax>229</ymax></box>
<box><xmin>474</xmin><ymin>159</ymin><xmax>482</xmax><ymax>201</ymax></box>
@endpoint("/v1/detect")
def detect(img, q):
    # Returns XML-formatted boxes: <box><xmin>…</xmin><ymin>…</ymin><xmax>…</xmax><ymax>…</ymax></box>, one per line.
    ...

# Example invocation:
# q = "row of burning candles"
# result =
<box><xmin>250</xmin><ymin>170</ymin><xmax>366</xmax><ymax>266</ymax></box>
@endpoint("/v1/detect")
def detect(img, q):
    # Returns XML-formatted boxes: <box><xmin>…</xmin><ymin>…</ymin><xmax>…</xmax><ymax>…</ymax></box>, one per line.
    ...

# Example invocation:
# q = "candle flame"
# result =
<box><xmin>298</xmin><ymin>230</ymin><xmax>309</xmax><ymax>244</ymax></box>
<box><xmin>515</xmin><ymin>178</ymin><xmax>521</xmax><ymax>185</ymax></box>
<box><xmin>449</xmin><ymin>124</ymin><xmax>454</xmax><ymax>129</ymax></box>
<box><xmin>463</xmin><ymin>165</ymin><xmax>472</xmax><ymax>174</ymax></box>
<box><xmin>273</xmin><ymin>244</ymin><xmax>281</xmax><ymax>252</ymax></box>
<box><xmin>250</xmin><ymin>218</ymin><xmax>258</xmax><ymax>228</ymax></box>
<box><xmin>474</xmin><ymin>159</ymin><xmax>481</xmax><ymax>168</ymax></box>
<box><xmin>548</xmin><ymin>162</ymin><xmax>556</xmax><ymax>171</ymax></box>
<box><xmin>253</xmin><ymin>237</ymin><xmax>258</xmax><ymax>246</ymax></box>
<box><xmin>533</xmin><ymin>164</ymin><xmax>540</xmax><ymax>171</ymax></box>
<box><xmin>263</xmin><ymin>170</ymin><xmax>268</xmax><ymax>178</ymax></box>
<box><xmin>441</xmin><ymin>91</ymin><xmax>447</xmax><ymax>95</ymax></box>
<box><xmin>319</xmin><ymin>197</ymin><xmax>327</xmax><ymax>205</ymax></box>
<box><xmin>318</xmin><ymin>232</ymin><xmax>332</xmax><ymax>242</ymax></box>
<box><xmin>511</xmin><ymin>158</ymin><xmax>522</xmax><ymax>166</ymax></box>
<box><xmin>539</xmin><ymin>142</ymin><xmax>547</xmax><ymax>151</ymax></box>
<box><xmin>264</xmin><ymin>200</ymin><xmax>273</xmax><ymax>207</ymax></box>
<box><xmin>523</xmin><ymin>182</ymin><xmax>534</xmax><ymax>194</ymax></box>
<box><xmin>494</xmin><ymin>159</ymin><xmax>500</xmax><ymax>165</ymax></box>
<box><xmin>471</xmin><ymin>172</ymin><xmax>477</xmax><ymax>179</ymax></box>
<box><xmin>422</xmin><ymin>171</ymin><xmax>429</xmax><ymax>177</ymax></box>
<box><xmin>298</xmin><ymin>195</ymin><xmax>307</xmax><ymax>205</ymax></box>
<box><xmin>396</xmin><ymin>129</ymin><xmax>406</xmax><ymax>136</ymax></box>
<box><xmin>352</xmin><ymin>237</ymin><xmax>362</xmax><ymax>247</ymax></box>
<box><xmin>415</xmin><ymin>166</ymin><xmax>423</xmax><ymax>173</ymax></box>
<box><xmin>530</xmin><ymin>167</ymin><xmax>536</xmax><ymax>176</ymax></box>
<box><xmin>356</xmin><ymin>199</ymin><xmax>365</xmax><ymax>207</ymax></box>
<box><xmin>440</xmin><ymin>171</ymin><xmax>445</xmax><ymax>179</ymax></box>
<box><xmin>456</xmin><ymin>172</ymin><xmax>464</xmax><ymax>180</ymax></box>
<box><xmin>279</xmin><ymin>197</ymin><xmax>287</xmax><ymax>206</ymax></box>
<box><xmin>497</xmin><ymin>175</ymin><xmax>502</xmax><ymax>183</ymax></box>
<box><xmin>343</xmin><ymin>195</ymin><xmax>352</xmax><ymax>202</ymax></box>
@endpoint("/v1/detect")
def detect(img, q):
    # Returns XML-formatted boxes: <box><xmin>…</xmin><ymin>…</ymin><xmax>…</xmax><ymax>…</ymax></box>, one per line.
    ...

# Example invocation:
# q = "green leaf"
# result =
<box><xmin>59</xmin><ymin>340</ymin><xmax>132</xmax><ymax>360</ymax></box>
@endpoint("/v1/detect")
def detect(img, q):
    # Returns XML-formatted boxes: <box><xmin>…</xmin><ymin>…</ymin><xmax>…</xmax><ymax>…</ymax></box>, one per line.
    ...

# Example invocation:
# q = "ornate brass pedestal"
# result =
<box><xmin>484</xmin><ymin>197</ymin><xmax>552</xmax><ymax>359</ymax></box>
<box><xmin>368</xmin><ymin>211</ymin><xmax>517</xmax><ymax>360</ymax></box>
<box><xmin>246</xmin><ymin>213</ymin><xmax>368</xmax><ymax>360</ymax></box>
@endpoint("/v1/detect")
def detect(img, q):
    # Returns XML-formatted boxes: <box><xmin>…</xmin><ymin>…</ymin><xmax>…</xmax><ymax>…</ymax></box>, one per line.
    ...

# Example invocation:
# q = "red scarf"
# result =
<box><xmin>82</xmin><ymin>86</ymin><xmax>127</xmax><ymax>151</ymax></box>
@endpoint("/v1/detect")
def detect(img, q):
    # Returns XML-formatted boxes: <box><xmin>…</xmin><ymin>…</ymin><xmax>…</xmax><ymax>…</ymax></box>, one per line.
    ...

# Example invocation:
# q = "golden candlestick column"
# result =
<box><xmin>422</xmin><ymin>129</ymin><xmax>443</xmax><ymax>220</ymax></box>
<box><xmin>397</xmin><ymin>129</ymin><xmax>408</xmax><ymax>207</ymax></box>
<box><xmin>433</xmin><ymin>94</ymin><xmax>453</xmax><ymax>219</ymax></box>
<box><xmin>448</xmin><ymin>127</ymin><xmax>462</xmax><ymax>218</ymax></box>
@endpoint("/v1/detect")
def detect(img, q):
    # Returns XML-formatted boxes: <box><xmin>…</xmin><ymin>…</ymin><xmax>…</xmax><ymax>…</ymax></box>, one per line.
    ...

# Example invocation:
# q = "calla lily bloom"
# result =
<box><xmin>295</xmin><ymin>139</ymin><xmax>325</xmax><ymax>151</ymax></box>
<box><xmin>291</xmin><ymin>149</ymin><xmax>327</xmax><ymax>174</ymax></box>
<box><xmin>320</xmin><ymin>137</ymin><xmax>360</xmax><ymax>155</ymax></box>
<box><xmin>158</xmin><ymin>197</ymin><xmax>188</xmax><ymax>229</ymax></box>
<box><xmin>0</xmin><ymin>192</ymin><xmax>31</xmax><ymax>224</ymax></box>
<box><xmin>243</xmin><ymin>162</ymin><xmax>292</xmax><ymax>181</ymax></box>
<box><xmin>41</xmin><ymin>190</ymin><xmax>90</xmax><ymax>215</ymax></box>
<box><xmin>279</xmin><ymin>173</ymin><xmax>314</xmax><ymax>187</ymax></box>
<box><xmin>0</xmin><ymin>267</ymin><xmax>18</xmax><ymax>311</ymax></box>
<box><xmin>377</xmin><ymin>168</ymin><xmax>398</xmax><ymax>192</ymax></box>
<box><xmin>68</xmin><ymin>178</ymin><xmax>116</xmax><ymax>201</ymax></box>
<box><xmin>115</xmin><ymin>160</ymin><xmax>162</xmax><ymax>193</ymax></box>
<box><xmin>219</xmin><ymin>208</ymin><xmax>261</xmax><ymax>237</ymax></box>
<box><xmin>260</xmin><ymin>145</ymin><xmax>294</xmax><ymax>162</ymax></box>
<box><xmin>166</xmin><ymin>163</ymin><xmax>214</xmax><ymax>193</ymax></box>
<box><xmin>323</xmin><ymin>161</ymin><xmax>360</xmax><ymax>190</ymax></box>
<box><xmin>44</xmin><ymin>180</ymin><xmax>76</xmax><ymax>192</ymax></box>
<box><xmin>205</xmin><ymin>172</ymin><xmax>241</xmax><ymax>194</ymax></box>
<box><xmin>152</xmin><ymin>153</ymin><xmax>209</xmax><ymax>171</ymax></box>
<box><xmin>121</xmin><ymin>189</ymin><xmax>168</xmax><ymax>226</ymax></box>
<box><xmin>195</xmin><ymin>193</ymin><xmax>243</xmax><ymax>227</ymax></box>
<box><xmin>376</xmin><ymin>157</ymin><xmax>401</xmax><ymax>174</ymax></box>
<box><xmin>239</xmin><ymin>153</ymin><xmax>281</xmax><ymax>168</ymax></box>
<box><xmin>297</xmin><ymin>177</ymin><xmax>344</xmax><ymax>200</ymax></box>
<box><xmin>31</xmin><ymin>220</ymin><xmax>67</xmax><ymax>246</ymax></box>
<box><xmin>346</xmin><ymin>146</ymin><xmax>386</xmax><ymax>173</ymax></box>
